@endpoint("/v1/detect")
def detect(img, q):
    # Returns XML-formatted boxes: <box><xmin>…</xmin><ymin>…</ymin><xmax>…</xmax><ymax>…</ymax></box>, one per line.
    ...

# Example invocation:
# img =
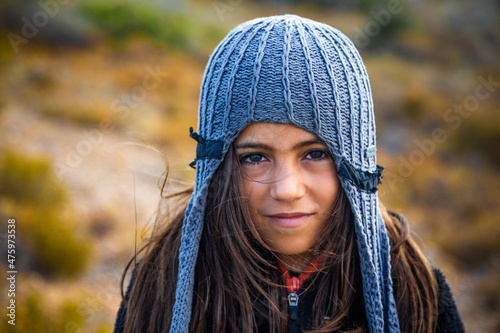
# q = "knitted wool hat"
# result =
<box><xmin>171</xmin><ymin>14</ymin><xmax>399</xmax><ymax>332</ymax></box>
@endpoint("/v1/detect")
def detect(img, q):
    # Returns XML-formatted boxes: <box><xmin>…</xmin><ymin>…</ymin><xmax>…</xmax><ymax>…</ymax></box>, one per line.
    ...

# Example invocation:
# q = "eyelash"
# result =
<box><xmin>240</xmin><ymin>153</ymin><xmax>267</xmax><ymax>165</ymax></box>
<box><xmin>306</xmin><ymin>150</ymin><xmax>330</xmax><ymax>161</ymax></box>
<box><xmin>239</xmin><ymin>149</ymin><xmax>330</xmax><ymax>165</ymax></box>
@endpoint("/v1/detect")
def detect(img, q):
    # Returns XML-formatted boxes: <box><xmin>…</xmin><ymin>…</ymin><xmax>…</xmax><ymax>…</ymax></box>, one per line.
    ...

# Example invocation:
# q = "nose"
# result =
<box><xmin>269</xmin><ymin>161</ymin><xmax>306</xmax><ymax>202</ymax></box>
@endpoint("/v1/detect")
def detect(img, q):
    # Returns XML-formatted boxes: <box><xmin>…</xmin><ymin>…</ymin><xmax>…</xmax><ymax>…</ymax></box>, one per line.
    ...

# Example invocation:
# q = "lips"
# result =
<box><xmin>267</xmin><ymin>212</ymin><xmax>313</xmax><ymax>228</ymax></box>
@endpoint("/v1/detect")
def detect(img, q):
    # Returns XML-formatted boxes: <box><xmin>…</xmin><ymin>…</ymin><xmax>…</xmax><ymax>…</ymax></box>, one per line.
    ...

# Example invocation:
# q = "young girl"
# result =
<box><xmin>114</xmin><ymin>15</ymin><xmax>464</xmax><ymax>333</ymax></box>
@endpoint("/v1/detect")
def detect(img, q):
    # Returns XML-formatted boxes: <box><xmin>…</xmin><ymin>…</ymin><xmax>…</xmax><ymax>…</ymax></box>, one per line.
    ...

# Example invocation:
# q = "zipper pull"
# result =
<box><xmin>288</xmin><ymin>291</ymin><xmax>299</xmax><ymax>320</ymax></box>
<box><xmin>288</xmin><ymin>276</ymin><xmax>300</xmax><ymax>320</ymax></box>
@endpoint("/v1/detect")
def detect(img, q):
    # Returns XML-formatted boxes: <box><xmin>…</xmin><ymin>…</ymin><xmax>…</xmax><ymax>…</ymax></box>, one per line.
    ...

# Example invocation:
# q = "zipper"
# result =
<box><xmin>287</xmin><ymin>276</ymin><xmax>300</xmax><ymax>320</ymax></box>
<box><xmin>278</xmin><ymin>254</ymin><xmax>326</xmax><ymax>331</ymax></box>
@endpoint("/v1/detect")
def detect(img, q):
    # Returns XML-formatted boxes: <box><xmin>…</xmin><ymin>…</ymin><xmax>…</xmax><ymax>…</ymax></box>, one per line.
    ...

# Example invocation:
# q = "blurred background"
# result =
<box><xmin>0</xmin><ymin>0</ymin><xmax>498</xmax><ymax>331</ymax></box>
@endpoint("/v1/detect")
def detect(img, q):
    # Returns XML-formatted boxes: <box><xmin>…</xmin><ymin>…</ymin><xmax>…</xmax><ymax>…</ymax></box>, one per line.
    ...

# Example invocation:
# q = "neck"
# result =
<box><xmin>276</xmin><ymin>252</ymin><xmax>315</xmax><ymax>272</ymax></box>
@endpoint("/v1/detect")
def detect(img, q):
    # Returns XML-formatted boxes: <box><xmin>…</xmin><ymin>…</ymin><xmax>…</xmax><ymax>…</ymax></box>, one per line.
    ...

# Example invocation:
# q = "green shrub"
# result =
<box><xmin>0</xmin><ymin>151</ymin><xmax>92</xmax><ymax>277</ymax></box>
<box><xmin>78</xmin><ymin>0</ymin><xmax>226</xmax><ymax>53</ymax></box>
<box><xmin>436</xmin><ymin>215</ymin><xmax>500</xmax><ymax>267</ymax></box>
<box><xmin>80</xmin><ymin>1</ymin><xmax>178</xmax><ymax>46</ymax></box>
<box><xmin>40</xmin><ymin>106</ymin><xmax>110</xmax><ymax>127</ymax></box>
<box><xmin>0</xmin><ymin>151</ymin><xmax>66</xmax><ymax>206</ymax></box>
<box><xmin>23</xmin><ymin>207</ymin><xmax>92</xmax><ymax>277</ymax></box>
<box><xmin>0</xmin><ymin>290</ymin><xmax>85</xmax><ymax>333</ymax></box>
<box><xmin>446</xmin><ymin>110</ymin><xmax>500</xmax><ymax>168</ymax></box>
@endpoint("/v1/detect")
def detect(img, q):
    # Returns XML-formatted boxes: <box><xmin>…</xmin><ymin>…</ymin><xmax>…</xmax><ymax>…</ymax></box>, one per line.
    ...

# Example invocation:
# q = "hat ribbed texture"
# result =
<box><xmin>170</xmin><ymin>14</ymin><xmax>399</xmax><ymax>332</ymax></box>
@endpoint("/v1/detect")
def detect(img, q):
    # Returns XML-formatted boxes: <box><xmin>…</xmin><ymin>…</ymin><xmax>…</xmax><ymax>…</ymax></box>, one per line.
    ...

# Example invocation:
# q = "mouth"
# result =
<box><xmin>267</xmin><ymin>212</ymin><xmax>313</xmax><ymax>228</ymax></box>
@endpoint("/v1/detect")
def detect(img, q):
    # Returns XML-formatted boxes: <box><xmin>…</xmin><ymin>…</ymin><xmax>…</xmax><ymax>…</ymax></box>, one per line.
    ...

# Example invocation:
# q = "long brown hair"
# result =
<box><xmin>121</xmin><ymin>144</ymin><xmax>438</xmax><ymax>332</ymax></box>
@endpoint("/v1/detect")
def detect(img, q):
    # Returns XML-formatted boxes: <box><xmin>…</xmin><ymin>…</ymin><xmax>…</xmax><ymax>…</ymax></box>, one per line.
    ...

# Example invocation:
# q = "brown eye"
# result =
<box><xmin>241</xmin><ymin>153</ymin><xmax>267</xmax><ymax>164</ymax></box>
<box><xmin>305</xmin><ymin>150</ymin><xmax>329</xmax><ymax>161</ymax></box>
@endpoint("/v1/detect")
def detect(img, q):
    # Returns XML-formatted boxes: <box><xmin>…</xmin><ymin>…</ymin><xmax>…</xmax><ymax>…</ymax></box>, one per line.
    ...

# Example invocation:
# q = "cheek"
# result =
<box><xmin>241</xmin><ymin>178</ymin><xmax>261</xmax><ymax>211</ymax></box>
<box><xmin>314</xmin><ymin>170</ymin><xmax>340</xmax><ymax>207</ymax></box>
<box><xmin>241</xmin><ymin>177</ymin><xmax>252</xmax><ymax>199</ymax></box>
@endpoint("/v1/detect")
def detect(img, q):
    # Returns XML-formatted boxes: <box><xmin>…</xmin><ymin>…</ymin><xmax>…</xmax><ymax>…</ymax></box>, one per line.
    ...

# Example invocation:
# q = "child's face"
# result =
<box><xmin>235</xmin><ymin>122</ymin><xmax>340</xmax><ymax>261</ymax></box>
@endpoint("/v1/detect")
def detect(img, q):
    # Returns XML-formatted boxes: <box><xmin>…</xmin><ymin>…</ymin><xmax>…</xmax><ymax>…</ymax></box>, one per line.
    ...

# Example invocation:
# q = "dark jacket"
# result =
<box><xmin>114</xmin><ymin>267</ymin><xmax>464</xmax><ymax>333</ymax></box>
<box><xmin>114</xmin><ymin>213</ymin><xmax>465</xmax><ymax>333</ymax></box>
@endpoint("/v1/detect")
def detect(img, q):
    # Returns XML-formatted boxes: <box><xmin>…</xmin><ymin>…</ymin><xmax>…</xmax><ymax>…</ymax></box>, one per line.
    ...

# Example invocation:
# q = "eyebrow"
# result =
<box><xmin>235</xmin><ymin>139</ymin><xmax>325</xmax><ymax>151</ymax></box>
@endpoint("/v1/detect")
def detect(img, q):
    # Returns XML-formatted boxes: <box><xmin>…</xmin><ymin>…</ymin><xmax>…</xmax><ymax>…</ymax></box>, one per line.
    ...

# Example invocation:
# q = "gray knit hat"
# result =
<box><xmin>171</xmin><ymin>14</ymin><xmax>399</xmax><ymax>332</ymax></box>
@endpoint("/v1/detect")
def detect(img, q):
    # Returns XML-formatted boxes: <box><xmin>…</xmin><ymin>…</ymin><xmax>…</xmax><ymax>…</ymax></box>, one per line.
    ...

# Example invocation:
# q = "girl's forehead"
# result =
<box><xmin>235</xmin><ymin>122</ymin><xmax>323</xmax><ymax>147</ymax></box>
